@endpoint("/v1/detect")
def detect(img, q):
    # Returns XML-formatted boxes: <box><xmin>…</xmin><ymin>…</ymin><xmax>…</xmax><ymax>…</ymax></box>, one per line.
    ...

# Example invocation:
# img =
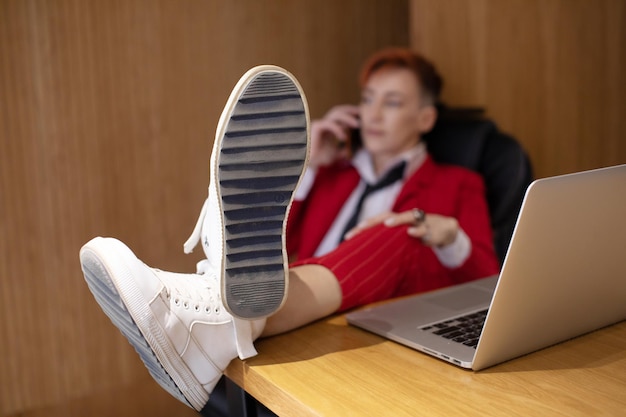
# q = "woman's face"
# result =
<box><xmin>359</xmin><ymin>67</ymin><xmax>432</xmax><ymax>162</ymax></box>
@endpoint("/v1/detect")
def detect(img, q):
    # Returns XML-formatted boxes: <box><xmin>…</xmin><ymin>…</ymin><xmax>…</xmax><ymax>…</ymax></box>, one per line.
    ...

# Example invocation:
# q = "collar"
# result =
<box><xmin>352</xmin><ymin>142</ymin><xmax>428</xmax><ymax>185</ymax></box>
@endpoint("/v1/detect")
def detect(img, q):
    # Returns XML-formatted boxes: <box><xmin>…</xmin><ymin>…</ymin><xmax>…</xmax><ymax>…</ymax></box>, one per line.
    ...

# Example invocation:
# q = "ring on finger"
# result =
<box><xmin>412</xmin><ymin>208</ymin><xmax>426</xmax><ymax>225</ymax></box>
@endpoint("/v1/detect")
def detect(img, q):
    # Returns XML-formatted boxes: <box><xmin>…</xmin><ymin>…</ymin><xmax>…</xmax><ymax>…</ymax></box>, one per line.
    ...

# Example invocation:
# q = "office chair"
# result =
<box><xmin>423</xmin><ymin>106</ymin><xmax>534</xmax><ymax>263</ymax></box>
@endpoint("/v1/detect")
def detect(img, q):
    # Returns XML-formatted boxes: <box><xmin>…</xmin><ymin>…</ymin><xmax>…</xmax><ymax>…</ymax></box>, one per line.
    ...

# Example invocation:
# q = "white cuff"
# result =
<box><xmin>433</xmin><ymin>228</ymin><xmax>471</xmax><ymax>268</ymax></box>
<box><xmin>294</xmin><ymin>167</ymin><xmax>317</xmax><ymax>201</ymax></box>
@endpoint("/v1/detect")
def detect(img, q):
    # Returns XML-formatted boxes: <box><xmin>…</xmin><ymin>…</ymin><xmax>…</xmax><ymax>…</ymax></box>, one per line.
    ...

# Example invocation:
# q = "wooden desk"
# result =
<box><xmin>226</xmin><ymin>315</ymin><xmax>626</xmax><ymax>416</ymax></box>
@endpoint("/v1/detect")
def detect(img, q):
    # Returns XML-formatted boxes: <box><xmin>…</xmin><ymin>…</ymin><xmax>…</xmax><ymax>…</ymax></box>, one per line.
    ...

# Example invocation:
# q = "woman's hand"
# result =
<box><xmin>309</xmin><ymin>105</ymin><xmax>360</xmax><ymax>168</ymax></box>
<box><xmin>344</xmin><ymin>209</ymin><xmax>460</xmax><ymax>248</ymax></box>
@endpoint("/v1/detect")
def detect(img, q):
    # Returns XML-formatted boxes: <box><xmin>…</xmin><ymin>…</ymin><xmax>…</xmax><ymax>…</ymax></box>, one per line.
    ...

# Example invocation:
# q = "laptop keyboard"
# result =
<box><xmin>419</xmin><ymin>309</ymin><xmax>488</xmax><ymax>348</ymax></box>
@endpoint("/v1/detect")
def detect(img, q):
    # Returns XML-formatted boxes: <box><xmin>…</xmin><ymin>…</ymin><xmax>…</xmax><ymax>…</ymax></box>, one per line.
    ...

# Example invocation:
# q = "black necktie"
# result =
<box><xmin>340</xmin><ymin>161</ymin><xmax>406</xmax><ymax>241</ymax></box>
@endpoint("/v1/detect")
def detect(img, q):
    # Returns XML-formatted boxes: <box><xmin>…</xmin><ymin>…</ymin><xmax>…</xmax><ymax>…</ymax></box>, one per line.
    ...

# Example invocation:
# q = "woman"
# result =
<box><xmin>270</xmin><ymin>48</ymin><xmax>499</xmax><ymax>333</ymax></box>
<box><xmin>80</xmin><ymin>48</ymin><xmax>499</xmax><ymax>411</ymax></box>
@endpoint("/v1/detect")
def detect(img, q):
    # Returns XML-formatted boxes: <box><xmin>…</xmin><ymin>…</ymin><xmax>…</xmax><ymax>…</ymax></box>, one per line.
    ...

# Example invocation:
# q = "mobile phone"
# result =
<box><xmin>349</xmin><ymin>128</ymin><xmax>363</xmax><ymax>155</ymax></box>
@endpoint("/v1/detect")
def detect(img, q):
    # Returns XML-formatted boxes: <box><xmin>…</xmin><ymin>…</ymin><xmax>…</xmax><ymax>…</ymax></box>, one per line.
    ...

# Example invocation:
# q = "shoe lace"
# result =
<box><xmin>160</xmin><ymin>269</ymin><xmax>222</xmax><ymax>315</ymax></box>
<box><xmin>183</xmin><ymin>197</ymin><xmax>208</xmax><ymax>254</ymax></box>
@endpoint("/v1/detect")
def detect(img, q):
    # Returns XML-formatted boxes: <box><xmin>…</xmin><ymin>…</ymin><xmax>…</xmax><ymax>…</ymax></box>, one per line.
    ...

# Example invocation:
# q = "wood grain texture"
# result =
<box><xmin>0</xmin><ymin>0</ymin><xmax>408</xmax><ymax>414</ymax></box>
<box><xmin>226</xmin><ymin>315</ymin><xmax>626</xmax><ymax>417</ymax></box>
<box><xmin>410</xmin><ymin>0</ymin><xmax>626</xmax><ymax>178</ymax></box>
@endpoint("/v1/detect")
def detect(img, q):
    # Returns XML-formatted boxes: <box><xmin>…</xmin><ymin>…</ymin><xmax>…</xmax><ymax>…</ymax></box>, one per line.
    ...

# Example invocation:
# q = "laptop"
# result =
<box><xmin>346</xmin><ymin>164</ymin><xmax>626</xmax><ymax>370</ymax></box>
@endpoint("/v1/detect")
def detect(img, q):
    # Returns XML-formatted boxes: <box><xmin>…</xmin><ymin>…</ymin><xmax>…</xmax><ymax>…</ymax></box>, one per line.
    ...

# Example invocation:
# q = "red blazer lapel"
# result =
<box><xmin>393</xmin><ymin>155</ymin><xmax>437</xmax><ymax>211</ymax></box>
<box><xmin>289</xmin><ymin>162</ymin><xmax>360</xmax><ymax>259</ymax></box>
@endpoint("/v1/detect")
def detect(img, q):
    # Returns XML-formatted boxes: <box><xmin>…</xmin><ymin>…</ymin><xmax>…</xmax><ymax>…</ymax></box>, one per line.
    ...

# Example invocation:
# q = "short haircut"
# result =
<box><xmin>359</xmin><ymin>47</ymin><xmax>443</xmax><ymax>104</ymax></box>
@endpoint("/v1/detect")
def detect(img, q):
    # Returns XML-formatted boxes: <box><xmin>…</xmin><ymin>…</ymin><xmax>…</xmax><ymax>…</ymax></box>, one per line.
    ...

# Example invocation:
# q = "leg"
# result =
<box><xmin>264</xmin><ymin>223</ymin><xmax>424</xmax><ymax>336</ymax></box>
<box><xmin>262</xmin><ymin>265</ymin><xmax>342</xmax><ymax>336</ymax></box>
<box><xmin>79</xmin><ymin>66</ymin><xmax>423</xmax><ymax>412</ymax></box>
<box><xmin>80</xmin><ymin>65</ymin><xmax>305</xmax><ymax>412</ymax></box>
<box><xmin>79</xmin><ymin>222</ymin><xmax>420</xmax><ymax>410</ymax></box>
<box><xmin>184</xmin><ymin>65</ymin><xmax>309</xmax><ymax>320</ymax></box>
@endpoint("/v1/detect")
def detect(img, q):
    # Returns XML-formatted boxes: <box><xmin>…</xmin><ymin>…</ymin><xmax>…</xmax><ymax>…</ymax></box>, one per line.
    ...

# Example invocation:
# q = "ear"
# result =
<box><xmin>416</xmin><ymin>105</ymin><xmax>437</xmax><ymax>134</ymax></box>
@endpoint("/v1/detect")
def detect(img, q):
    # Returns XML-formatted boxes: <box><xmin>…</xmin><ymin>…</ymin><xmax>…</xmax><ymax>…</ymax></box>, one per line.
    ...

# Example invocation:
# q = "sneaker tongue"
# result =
<box><xmin>202</xmin><ymin>188</ymin><xmax>224</xmax><ymax>265</ymax></box>
<box><xmin>196</xmin><ymin>259</ymin><xmax>218</xmax><ymax>278</ymax></box>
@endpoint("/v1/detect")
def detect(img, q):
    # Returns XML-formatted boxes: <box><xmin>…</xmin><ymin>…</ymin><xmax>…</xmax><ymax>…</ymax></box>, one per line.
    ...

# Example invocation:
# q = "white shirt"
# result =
<box><xmin>294</xmin><ymin>143</ymin><xmax>471</xmax><ymax>267</ymax></box>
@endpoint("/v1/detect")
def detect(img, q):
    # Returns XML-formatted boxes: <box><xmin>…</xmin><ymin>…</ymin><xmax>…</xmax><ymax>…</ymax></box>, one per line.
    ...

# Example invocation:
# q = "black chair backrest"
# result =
<box><xmin>422</xmin><ymin>108</ymin><xmax>533</xmax><ymax>263</ymax></box>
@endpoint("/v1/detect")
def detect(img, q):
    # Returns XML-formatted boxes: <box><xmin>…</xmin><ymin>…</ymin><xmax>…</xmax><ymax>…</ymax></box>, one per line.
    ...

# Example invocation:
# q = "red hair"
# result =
<box><xmin>359</xmin><ymin>47</ymin><xmax>443</xmax><ymax>103</ymax></box>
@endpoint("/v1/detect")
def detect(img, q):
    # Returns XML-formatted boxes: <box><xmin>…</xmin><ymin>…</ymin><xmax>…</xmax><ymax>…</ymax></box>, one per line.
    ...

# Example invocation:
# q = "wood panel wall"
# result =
<box><xmin>410</xmin><ymin>0</ymin><xmax>626</xmax><ymax>178</ymax></box>
<box><xmin>0</xmin><ymin>1</ymin><xmax>409</xmax><ymax>415</ymax></box>
<box><xmin>3</xmin><ymin>0</ymin><xmax>623</xmax><ymax>415</ymax></box>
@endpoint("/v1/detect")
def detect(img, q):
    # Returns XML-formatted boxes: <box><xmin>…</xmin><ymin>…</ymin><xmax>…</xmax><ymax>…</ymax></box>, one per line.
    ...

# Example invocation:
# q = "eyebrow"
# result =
<box><xmin>362</xmin><ymin>88</ymin><xmax>407</xmax><ymax>99</ymax></box>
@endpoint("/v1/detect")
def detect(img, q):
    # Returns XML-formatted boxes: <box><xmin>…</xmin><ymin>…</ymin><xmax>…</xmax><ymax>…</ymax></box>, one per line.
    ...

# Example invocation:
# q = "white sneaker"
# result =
<box><xmin>79</xmin><ymin>237</ymin><xmax>265</xmax><ymax>411</ymax></box>
<box><xmin>184</xmin><ymin>65</ymin><xmax>310</xmax><ymax>319</ymax></box>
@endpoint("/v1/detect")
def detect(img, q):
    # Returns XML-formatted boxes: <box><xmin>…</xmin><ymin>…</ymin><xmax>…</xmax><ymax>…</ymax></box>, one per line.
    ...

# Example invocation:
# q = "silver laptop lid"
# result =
<box><xmin>473</xmin><ymin>164</ymin><xmax>626</xmax><ymax>369</ymax></box>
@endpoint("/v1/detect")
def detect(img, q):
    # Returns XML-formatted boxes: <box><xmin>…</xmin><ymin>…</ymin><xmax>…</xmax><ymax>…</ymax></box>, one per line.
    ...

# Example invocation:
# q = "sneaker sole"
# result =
<box><xmin>213</xmin><ymin>66</ymin><xmax>309</xmax><ymax>319</ymax></box>
<box><xmin>80</xmin><ymin>237</ymin><xmax>207</xmax><ymax>411</ymax></box>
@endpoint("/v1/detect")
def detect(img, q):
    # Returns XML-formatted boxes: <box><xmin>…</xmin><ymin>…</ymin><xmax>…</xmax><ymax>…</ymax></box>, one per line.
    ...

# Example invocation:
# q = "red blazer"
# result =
<box><xmin>286</xmin><ymin>155</ymin><xmax>500</xmax><ymax>289</ymax></box>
